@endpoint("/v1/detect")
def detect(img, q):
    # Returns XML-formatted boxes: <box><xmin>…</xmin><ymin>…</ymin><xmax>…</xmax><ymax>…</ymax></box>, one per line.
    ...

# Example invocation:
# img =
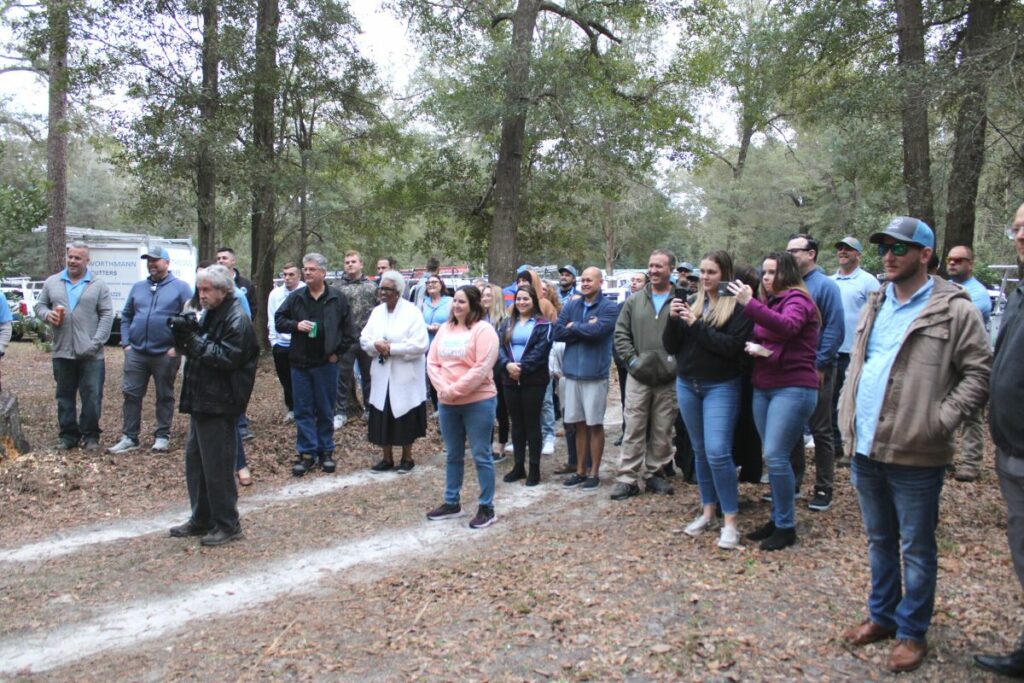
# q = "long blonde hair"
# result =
<box><xmin>691</xmin><ymin>250</ymin><xmax>739</xmax><ymax>328</ymax></box>
<box><xmin>474</xmin><ymin>279</ymin><xmax>508</xmax><ymax>325</ymax></box>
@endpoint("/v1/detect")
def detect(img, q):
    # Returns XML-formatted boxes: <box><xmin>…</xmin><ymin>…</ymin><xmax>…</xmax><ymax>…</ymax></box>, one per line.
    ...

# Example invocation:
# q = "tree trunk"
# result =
<box><xmin>734</xmin><ymin>121</ymin><xmax>754</xmax><ymax>181</ymax></box>
<box><xmin>603</xmin><ymin>199</ymin><xmax>615</xmax><ymax>274</ymax></box>
<box><xmin>894</xmin><ymin>0</ymin><xmax>935</xmax><ymax>229</ymax></box>
<box><xmin>942</xmin><ymin>0</ymin><xmax>998</xmax><ymax>258</ymax></box>
<box><xmin>488</xmin><ymin>0</ymin><xmax>540</xmax><ymax>287</ymax></box>
<box><xmin>0</xmin><ymin>391</ymin><xmax>32</xmax><ymax>458</ymax></box>
<box><xmin>196</xmin><ymin>0</ymin><xmax>219</xmax><ymax>261</ymax></box>
<box><xmin>45</xmin><ymin>0</ymin><xmax>70</xmax><ymax>275</ymax></box>
<box><xmin>251</xmin><ymin>0</ymin><xmax>279</xmax><ymax>349</ymax></box>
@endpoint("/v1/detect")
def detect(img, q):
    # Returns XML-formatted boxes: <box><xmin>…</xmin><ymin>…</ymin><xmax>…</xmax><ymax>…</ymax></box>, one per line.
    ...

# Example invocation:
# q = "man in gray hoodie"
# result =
<box><xmin>35</xmin><ymin>242</ymin><xmax>114</xmax><ymax>451</ymax></box>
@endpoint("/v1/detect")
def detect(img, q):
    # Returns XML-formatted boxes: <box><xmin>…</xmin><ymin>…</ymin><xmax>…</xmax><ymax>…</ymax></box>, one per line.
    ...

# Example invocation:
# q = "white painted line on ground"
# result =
<box><xmin>0</xmin><ymin>468</ymin><xmax>426</xmax><ymax>564</ymax></box>
<box><xmin>0</xmin><ymin>485</ymin><xmax>549</xmax><ymax>676</ymax></box>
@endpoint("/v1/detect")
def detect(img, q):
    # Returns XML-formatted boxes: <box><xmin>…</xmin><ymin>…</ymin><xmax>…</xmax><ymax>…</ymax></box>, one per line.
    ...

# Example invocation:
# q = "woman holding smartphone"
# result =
<box><xmin>663</xmin><ymin>251</ymin><xmax>753</xmax><ymax>550</ymax></box>
<box><xmin>729</xmin><ymin>252</ymin><xmax>819</xmax><ymax>551</ymax></box>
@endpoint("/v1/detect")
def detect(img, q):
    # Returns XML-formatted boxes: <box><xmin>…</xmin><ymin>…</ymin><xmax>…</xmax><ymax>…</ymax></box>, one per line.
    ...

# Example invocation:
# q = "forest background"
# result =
<box><xmin>0</xmin><ymin>0</ymin><xmax>1022</xmax><ymax>340</ymax></box>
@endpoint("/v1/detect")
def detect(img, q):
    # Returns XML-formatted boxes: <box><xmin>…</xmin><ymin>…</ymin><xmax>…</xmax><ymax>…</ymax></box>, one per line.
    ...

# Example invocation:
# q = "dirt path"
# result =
<box><xmin>0</xmin><ymin>343</ymin><xmax>1019</xmax><ymax>680</ymax></box>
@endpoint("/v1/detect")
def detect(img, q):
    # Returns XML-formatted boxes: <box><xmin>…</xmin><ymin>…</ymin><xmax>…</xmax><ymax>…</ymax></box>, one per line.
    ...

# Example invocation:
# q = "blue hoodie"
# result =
<box><xmin>553</xmin><ymin>293</ymin><xmax>619</xmax><ymax>380</ymax></box>
<box><xmin>121</xmin><ymin>272</ymin><xmax>194</xmax><ymax>355</ymax></box>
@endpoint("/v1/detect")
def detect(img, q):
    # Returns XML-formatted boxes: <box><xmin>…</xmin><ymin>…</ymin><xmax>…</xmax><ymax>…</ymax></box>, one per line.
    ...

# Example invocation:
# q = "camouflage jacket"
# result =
<box><xmin>336</xmin><ymin>274</ymin><xmax>379</xmax><ymax>329</ymax></box>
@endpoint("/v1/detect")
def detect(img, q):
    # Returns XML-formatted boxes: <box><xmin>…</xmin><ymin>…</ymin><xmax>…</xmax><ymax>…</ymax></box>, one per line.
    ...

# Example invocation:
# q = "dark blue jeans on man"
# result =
<box><xmin>291</xmin><ymin>362</ymin><xmax>339</xmax><ymax>457</ymax></box>
<box><xmin>439</xmin><ymin>396</ymin><xmax>497</xmax><ymax>507</ymax></box>
<box><xmin>852</xmin><ymin>455</ymin><xmax>945</xmax><ymax>643</ymax></box>
<box><xmin>53</xmin><ymin>357</ymin><xmax>105</xmax><ymax>444</ymax></box>
<box><xmin>676</xmin><ymin>376</ymin><xmax>742</xmax><ymax>515</ymax></box>
<box><xmin>831</xmin><ymin>352</ymin><xmax>851</xmax><ymax>457</ymax></box>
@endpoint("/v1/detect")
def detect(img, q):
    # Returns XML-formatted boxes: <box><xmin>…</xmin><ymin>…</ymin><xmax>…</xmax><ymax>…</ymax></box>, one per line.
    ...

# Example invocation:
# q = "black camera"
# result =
<box><xmin>166</xmin><ymin>311</ymin><xmax>199</xmax><ymax>335</ymax></box>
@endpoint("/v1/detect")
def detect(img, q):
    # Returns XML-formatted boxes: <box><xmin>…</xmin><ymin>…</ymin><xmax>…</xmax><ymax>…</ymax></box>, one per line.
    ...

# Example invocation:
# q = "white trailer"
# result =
<box><xmin>34</xmin><ymin>226</ymin><xmax>198</xmax><ymax>342</ymax></box>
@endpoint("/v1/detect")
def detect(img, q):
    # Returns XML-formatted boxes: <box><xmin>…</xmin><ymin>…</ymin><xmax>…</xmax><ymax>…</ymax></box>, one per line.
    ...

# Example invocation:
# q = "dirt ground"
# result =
<box><xmin>0</xmin><ymin>341</ymin><xmax>1019</xmax><ymax>681</ymax></box>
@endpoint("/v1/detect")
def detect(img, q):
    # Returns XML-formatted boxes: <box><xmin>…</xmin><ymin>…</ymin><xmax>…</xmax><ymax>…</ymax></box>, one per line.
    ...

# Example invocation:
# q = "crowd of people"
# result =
<box><xmin>3</xmin><ymin>203</ymin><xmax>1024</xmax><ymax>676</ymax></box>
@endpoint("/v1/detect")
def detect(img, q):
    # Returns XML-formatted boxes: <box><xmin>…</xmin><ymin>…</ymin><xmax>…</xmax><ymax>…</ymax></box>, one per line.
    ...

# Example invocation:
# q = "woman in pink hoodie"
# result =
<box><xmin>426</xmin><ymin>285</ymin><xmax>501</xmax><ymax>529</ymax></box>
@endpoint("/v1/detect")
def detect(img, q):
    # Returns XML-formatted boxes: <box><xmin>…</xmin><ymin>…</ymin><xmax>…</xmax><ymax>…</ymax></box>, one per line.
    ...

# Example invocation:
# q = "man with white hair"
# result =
<box><xmin>168</xmin><ymin>264</ymin><xmax>259</xmax><ymax>547</ymax></box>
<box><xmin>275</xmin><ymin>253</ymin><xmax>356</xmax><ymax>476</ymax></box>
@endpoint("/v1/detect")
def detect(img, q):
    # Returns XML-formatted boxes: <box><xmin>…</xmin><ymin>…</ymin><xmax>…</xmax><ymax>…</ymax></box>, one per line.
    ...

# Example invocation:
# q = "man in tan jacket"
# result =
<box><xmin>838</xmin><ymin>217</ymin><xmax>990</xmax><ymax>674</ymax></box>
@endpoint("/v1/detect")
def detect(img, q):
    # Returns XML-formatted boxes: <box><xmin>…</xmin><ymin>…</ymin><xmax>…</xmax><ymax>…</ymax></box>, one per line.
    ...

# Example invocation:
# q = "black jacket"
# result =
<box><xmin>233</xmin><ymin>269</ymin><xmax>257</xmax><ymax>318</ymax></box>
<box><xmin>991</xmin><ymin>285</ymin><xmax>1024</xmax><ymax>458</ymax></box>
<box><xmin>662</xmin><ymin>300</ymin><xmax>753</xmax><ymax>382</ymax></box>
<box><xmin>497</xmin><ymin>317</ymin><xmax>553</xmax><ymax>386</ymax></box>
<box><xmin>179</xmin><ymin>297</ymin><xmax>259</xmax><ymax>416</ymax></box>
<box><xmin>274</xmin><ymin>285</ymin><xmax>355</xmax><ymax>368</ymax></box>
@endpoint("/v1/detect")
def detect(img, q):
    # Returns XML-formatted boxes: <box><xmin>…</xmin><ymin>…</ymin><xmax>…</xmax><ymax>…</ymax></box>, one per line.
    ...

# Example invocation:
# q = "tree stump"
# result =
<box><xmin>0</xmin><ymin>391</ymin><xmax>31</xmax><ymax>459</ymax></box>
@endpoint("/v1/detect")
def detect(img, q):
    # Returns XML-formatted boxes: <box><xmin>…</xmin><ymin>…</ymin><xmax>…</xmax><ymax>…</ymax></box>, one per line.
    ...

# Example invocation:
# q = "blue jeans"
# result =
<box><xmin>439</xmin><ymin>397</ymin><xmax>497</xmax><ymax>507</ymax></box>
<box><xmin>752</xmin><ymin>386</ymin><xmax>817</xmax><ymax>529</ymax></box>
<box><xmin>235</xmin><ymin>415</ymin><xmax>247</xmax><ymax>470</ymax></box>
<box><xmin>52</xmin><ymin>357</ymin><xmax>105</xmax><ymax>442</ymax></box>
<box><xmin>831</xmin><ymin>352</ymin><xmax>851</xmax><ymax>455</ymax></box>
<box><xmin>291</xmin><ymin>362</ymin><xmax>339</xmax><ymax>456</ymax></box>
<box><xmin>852</xmin><ymin>455</ymin><xmax>945</xmax><ymax>642</ymax></box>
<box><xmin>541</xmin><ymin>381</ymin><xmax>555</xmax><ymax>441</ymax></box>
<box><xmin>676</xmin><ymin>377</ymin><xmax>741</xmax><ymax>515</ymax></box>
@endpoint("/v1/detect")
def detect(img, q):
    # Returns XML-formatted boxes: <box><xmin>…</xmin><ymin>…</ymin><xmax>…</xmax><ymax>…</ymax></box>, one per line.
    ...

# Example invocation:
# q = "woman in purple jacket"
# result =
<box><xmin>730</xmin><ymin>252</ymin><xmax>819</xmax><ymax>551</ymax></box>
<box><xmin>497</xmin><ymin>285</ymin><xmax>553</xmax><ymax>486</ymax></box>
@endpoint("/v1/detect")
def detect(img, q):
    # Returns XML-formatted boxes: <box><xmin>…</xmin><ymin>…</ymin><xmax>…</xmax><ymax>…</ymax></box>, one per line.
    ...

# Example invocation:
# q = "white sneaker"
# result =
<box><xmin>504</xmin><ymin>442</ymin><xmax>514</xmax><ymax>453</ymax></box>
<box><xmin>542</xmin><ymin>437</ymin><xmax>555</xmax><ymax>456</ymax></box>
<box><xmin>804</xmin><ymin>434</ymin><xmax>815</xmax><ymax>449</ymax></box>
<box><xmin>151</xmin><ymin>437</ymin><xmax>170</xmax><ymax>452</ymax></box>
<box><xmin>284</xmin><ymin>411</ymin><xmax>295</xmax><ymax>424</ymax></box>
<box><xmin>333</xmin><ymin>414</ymin><xmax>346</xmax><ymax>430</ymax></box>
<box><xmin>717</xmin><ymin>525</ymin><xmax>740</xmax><ymax>550</ymax></box>
<box><xmin>682</xmin><ymin>513</ymin><xmax>714</xmax><ymax>537</ymax></box>
<box><xmin>107</xmin><ymin>436</ymin><xmax>139</xmax><ymax>454</ymax></box>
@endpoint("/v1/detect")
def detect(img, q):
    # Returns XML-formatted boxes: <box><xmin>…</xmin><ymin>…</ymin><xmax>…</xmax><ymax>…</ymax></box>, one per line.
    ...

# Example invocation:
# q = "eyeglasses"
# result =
<box><xmin>946</xmin><ymin>257</ymin><xmax>970</xmax><ymax>265</ymax></box>
<box><xmin>877</xmin><ymin>242</ymin><xmax>912</xmax><ymax>257</ymax></box>
<box><xmin>786</xmin><ymin>247</ymin><xmax>811</xmax><ymax>255</ymax></box>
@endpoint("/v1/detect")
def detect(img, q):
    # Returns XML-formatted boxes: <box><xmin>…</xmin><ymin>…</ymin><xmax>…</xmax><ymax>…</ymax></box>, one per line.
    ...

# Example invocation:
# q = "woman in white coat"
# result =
<box><xmin>360</xmin><ymin>270</ymin><xmax>430</xmax><ymax>473</ymax></box>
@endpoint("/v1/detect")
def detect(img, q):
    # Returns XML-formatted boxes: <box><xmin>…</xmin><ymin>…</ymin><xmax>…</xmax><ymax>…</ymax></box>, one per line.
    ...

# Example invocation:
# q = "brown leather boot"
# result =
<box><xmin>888</xmin><ymin>639</ymin><xmax>927</xmax><ymax>672</ymax></box>
<box><xmin>844</xmin><ymin>619</ymin><xmax>896</xmax><ymax>646</ymax></box>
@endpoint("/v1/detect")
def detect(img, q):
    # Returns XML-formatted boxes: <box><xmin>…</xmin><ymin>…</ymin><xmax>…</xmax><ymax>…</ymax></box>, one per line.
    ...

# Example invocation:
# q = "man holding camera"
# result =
<box><xmin>168</xmin><ymin>265</ymin><xmax>259</xmax><ymax>546</ymax></box>
<box><xmin>611</xmin><ymin>249</ymin><xmax>679</xmax><ymax>500</ymax></box>
<box><xmin>108</xmin><ymin>247</ymin><xmax>193</xmax><ymax>454</ymax></box>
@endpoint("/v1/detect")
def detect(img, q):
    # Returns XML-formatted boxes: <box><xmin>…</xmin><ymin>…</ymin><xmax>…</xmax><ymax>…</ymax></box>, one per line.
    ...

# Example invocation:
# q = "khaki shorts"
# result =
<box><xmin>562</xmin><ymin>378</ymin><xmax>609</xmax><ymax>426</ymax></box>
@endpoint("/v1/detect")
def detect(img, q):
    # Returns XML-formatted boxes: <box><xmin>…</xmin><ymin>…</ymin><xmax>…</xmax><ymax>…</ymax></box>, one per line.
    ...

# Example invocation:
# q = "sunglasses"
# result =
<box><xmin>877</xmin><ymin>242</ymin><xmax>912</xmax><ymax>257</ymax></box>
<box><xmin>946</xmin><ymin>257</ymin><xmax>970</xmax><ymax>265</ymax></box>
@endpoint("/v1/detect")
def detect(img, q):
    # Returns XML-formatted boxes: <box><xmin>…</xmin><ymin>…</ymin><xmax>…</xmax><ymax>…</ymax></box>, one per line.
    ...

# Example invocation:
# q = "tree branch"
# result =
<box><xmin>538</xmin><ymin>1</ymin><xmax>621</xmax><ymax>55</ymax></box>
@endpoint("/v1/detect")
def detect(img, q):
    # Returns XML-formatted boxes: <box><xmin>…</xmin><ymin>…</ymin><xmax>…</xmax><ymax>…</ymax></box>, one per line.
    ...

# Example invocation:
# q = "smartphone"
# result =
<box><xmin>674</xmin><ymin>287</ymin><xmax>689</xmax><ymax>300</ymax></box>
<box><xmin>717</xmin><ymin>282</ymin><xmax>735</xmax><ymax>297</ymax></box>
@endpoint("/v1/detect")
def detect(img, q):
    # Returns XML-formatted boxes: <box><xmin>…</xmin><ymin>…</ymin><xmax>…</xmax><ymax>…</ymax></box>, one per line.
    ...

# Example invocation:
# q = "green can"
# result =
<box><xmin>309</xmin><ymin>321</ymin><xmax>318</xmax><ymax>338</ymax></box>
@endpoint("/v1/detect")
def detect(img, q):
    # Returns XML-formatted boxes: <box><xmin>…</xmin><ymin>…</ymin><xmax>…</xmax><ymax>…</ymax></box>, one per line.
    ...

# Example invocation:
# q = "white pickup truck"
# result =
<box><xmin>34</xmin><ymin>227</ymin><xmax>198</xmax><ymax>344</ymax></box>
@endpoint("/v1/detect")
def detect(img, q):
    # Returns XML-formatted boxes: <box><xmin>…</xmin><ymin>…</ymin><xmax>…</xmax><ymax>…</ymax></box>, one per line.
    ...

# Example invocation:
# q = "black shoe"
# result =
<box><xmin>491</xmin><ymin>451</ymin><xmax>507</xmax><ymax>464</ymax></box>
<box><xmin>563</xmin><ymin>473</ymin><xmax>586</xmax><ymax>488</ymax></box>
<box><xmin>581</xmin><ymin>476</ymin><xmax>600</xmax><ymax>491</ymax></box>
<box><xmin>397</xmin><ymin>459</ymin><xmax>415</xmax><ymax>473</ymax></box>
<box><xmin>760</xmin><ymin>526</ymin><xmax>797</xmax><ymax>551</ymax></box>
<box><xmin>610</xmin><ymin>482</ymin><xmax>640</xmax><ymax>500</ymax></box>
<box><xmin>808</xmin><ymin>487</ymin><xmax>833</xmax><ymax>512</ymax></box>
<box><xmin>974</xmin><ymin>648</ymin><xmax>1024</xmax><ymax>678</ymax></box>
<box><xmin>56</xmin><ymin>438</ymin><xmax>80</xmax><ymax>451</ymax></box>
<box><xmin>82</xmin><ymin>438</ymin><xmax>101</xmax><ymax>452</ymax></box>
<box><xmin>663</xmin><ymin>463</ymin><xmax>676</xmax><ymax>478</ymax></box>
<box><xmin>645</xmin><ymin>475</ymin><xmax>674</xmax><ymax>496</ymax></box>
<box><xmin>292</xmin><ymin>454</ymin><xmax>316</xmax><ymax>477</ymax></box>
<box><xmin>526</xmin><ymin>464</ymin><xmax>540</xmax><ymax>486</ymax></box>
<box><xmin>320</xmin><ymin>453</ymin><xmax>336</xmax><ymax>474</ymax></box>
<box><xmin>746</xmin><ymin>520</ymin><xmax>776</xmax><ymax>541</ymax></box>
<box><xmin>200</xmin><ymin>526</ymin><xmax>243</xmax><ymax>546</ymax></box>
<box><xmin>469</xmin><ymin>504</ymin><xmax>496</xmax><ymax>529</ymax></box>
<box><xmin>169</xmin><ymin>520</ymin><xmax>211</xmax><ymax>538</ymax></box>
<box><xmin>503</xmin><ymin>467</ymin><xmax>526</xmax><ymax>483</ymax></box>
<box><xmin>370</xmin><ymin>459</ymin><xmax>394</xmax><ymax>473</ymax></box>
<box><xmin>427</xmin><ymin>502</ymin><xmax>462</xmax><ymax>521</ymax></box>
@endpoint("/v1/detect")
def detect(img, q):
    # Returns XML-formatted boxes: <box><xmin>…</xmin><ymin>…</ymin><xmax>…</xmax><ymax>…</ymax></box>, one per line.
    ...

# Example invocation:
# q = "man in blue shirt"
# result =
<box><xmin>839</xmin><ymin>217</ymin><xmax>990</xmax><ymax>674</ymax></box>
<box><xmin>557</xmin><ymin>265</ymin><xmax>578</xmax><ymax>306</ymax></box>
<box><xmin>830</xmin><ymin>236</ymin><xmax>880</xmax><ymax>465</ymax></box>
<box><xmin>108</xmin><ymin>247</ymin><xmax>194</xmax><ymax>454</ymax></box>
<box><xmin>35</xmin><ymin>243</ymin><xmax>114</xmax><ymax>451</ymax></box>
<box><xmin>786</xmin><ymin>233</ymin><xmax>845</xmax><ymax>512</ymax></box>
<box><xmin>946</xmin><ymin>244</ymin><xmax>992</xmax><ymax>482</ymax></box>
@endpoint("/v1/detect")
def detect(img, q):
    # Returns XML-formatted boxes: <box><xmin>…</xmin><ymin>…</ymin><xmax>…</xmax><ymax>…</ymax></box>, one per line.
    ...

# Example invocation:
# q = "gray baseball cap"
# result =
<box><xmin>869</xmin><ymin>217</ymin><xmax>935</xmax><ymax>250</ymax></box>
<box><xmin>835</xmin><ymin>236</ymin><xmax>864</xmax><ymax>252</ymax></box>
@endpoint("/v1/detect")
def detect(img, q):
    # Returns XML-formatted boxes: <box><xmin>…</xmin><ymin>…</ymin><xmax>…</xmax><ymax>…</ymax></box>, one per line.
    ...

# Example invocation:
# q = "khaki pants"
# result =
<box><xmin>958</xmin><ymin>407</ymin><xmax>986</xmax><ymax>472</ymax></box>
<box><xmin>616</xmin><ymin>375</ymin><xmax>677</xmax><ymax>485</ymax></box>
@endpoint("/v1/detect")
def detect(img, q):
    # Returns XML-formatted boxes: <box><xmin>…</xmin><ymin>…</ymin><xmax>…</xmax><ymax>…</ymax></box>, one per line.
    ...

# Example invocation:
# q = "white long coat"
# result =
<box><xmin>360</xmin><ymin>298</ymin><xmax>429</xmax><ymax>418</ymax></box>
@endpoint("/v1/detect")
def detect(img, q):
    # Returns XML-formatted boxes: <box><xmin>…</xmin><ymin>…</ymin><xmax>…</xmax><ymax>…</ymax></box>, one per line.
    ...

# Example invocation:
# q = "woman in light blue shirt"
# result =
<box><xmin>421</xmin><ymin>274</ymin><xmax>452</xmax><ymax>410</ymax></box>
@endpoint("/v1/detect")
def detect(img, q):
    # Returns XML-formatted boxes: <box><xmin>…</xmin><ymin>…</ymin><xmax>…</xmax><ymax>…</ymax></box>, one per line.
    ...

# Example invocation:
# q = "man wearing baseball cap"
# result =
<box><xmin>108</xmin><ymin>246</ymin><xmax>194</xmax><ymax>454</ymax></box>
<box><xmin>839</xmin><ymin>216</ymin><xmax>990</xmax><ymax>673</ymax></box>
<box><xmin>830</xmin><ymin>236</ymin><xmax>879</xmax><ymax>466</ymax></box>
<box><xmin>557</xmin><ymin>265</ymin><xmax>578</xmax><ymax>306</ymax></box>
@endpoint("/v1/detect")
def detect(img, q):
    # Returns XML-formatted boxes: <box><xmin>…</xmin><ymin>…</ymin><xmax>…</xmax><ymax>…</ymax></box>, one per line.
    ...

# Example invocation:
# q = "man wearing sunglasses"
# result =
<box><xmin>838</xmin><ymin>216</ymin><xmax>990</xmax><ymax>673</ymax></box>
<box><xmin>945</xmin><ymin>245</ymin><xmax>993</xmax><ymax>482</ymax></box>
